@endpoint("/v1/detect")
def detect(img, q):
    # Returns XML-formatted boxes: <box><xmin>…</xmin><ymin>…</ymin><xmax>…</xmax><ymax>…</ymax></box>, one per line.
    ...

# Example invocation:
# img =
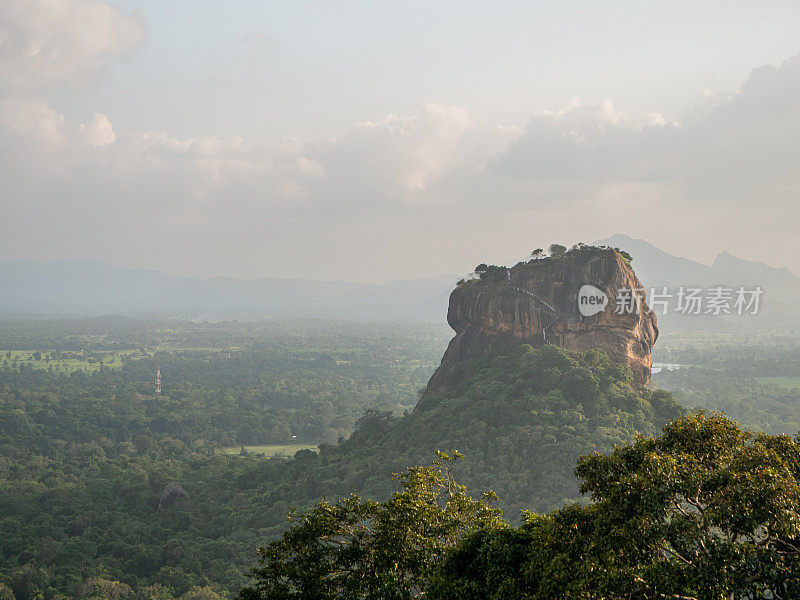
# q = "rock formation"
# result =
<box><xmin>157</xmin><ymin>482</ymin><xmax>189</xmax><ymax>511</ymax></box>
<box><xmin>423</xmin><ymin>247</ymin><xmax>658</xmax><ymax>398</ymax></box>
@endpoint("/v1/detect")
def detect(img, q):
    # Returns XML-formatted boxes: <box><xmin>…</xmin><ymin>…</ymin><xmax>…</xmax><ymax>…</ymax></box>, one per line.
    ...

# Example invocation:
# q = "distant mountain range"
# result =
<box><xmin>0</xmin><ymin>260</ymin><xmax>456</xmax><ymax>321</ymax></box>
<box><xmin>593</xmin><ymin>234</ymin><xmax>800</xmax><ymax>302</ymax></box>
<box><xmin>593</xmin><ymin>234</ymin><xmax>800</xmax><ymax>329</ymax></box>
<box><xmin>2</xmin><ymin>236</ymin><xmax>798</xmax><ymax>322</ymax></box>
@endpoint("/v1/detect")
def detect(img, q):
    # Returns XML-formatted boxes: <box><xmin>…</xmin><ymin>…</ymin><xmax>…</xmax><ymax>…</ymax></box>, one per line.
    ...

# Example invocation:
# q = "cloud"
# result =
<box><xmin>0</xmin><ymin>96</ymin><xmax>68</xmax><ymax>147</ymax></box>
<box><xmin>493</xmin><ymin>53</ymin><xmax>800</xmax><ymax>211</ymax></box>
<box><xmin>79</xmin><ymin>113</ymin><xmax>116</xmax><ymax>147</ymax></box>
<box><xmin>3</xmin><ymin>51</ymin><xmax>800</xmax><ymax>218</ymax></box>
<box><xmin>3</xmin><ymin>53</ymin><xmax>800</xmax><ymax>215</ymax></box>
<box><xmin>0</xmin><ymin>0</ymin><xmax>144</xmax><ymax>90</ymax></box>
<box><xmin>656</xmin><ymin>54</ymin><xmax>800</xmax><ymax>201</ymax></box>
<box><xmin>289</xmin><ymin>157</ymin><xmax>326</xmax><ymax>178</ymax></box>
<box><xmin>1</xmin><ymin>51</ymin><xmax>799</xmax><ymax>278</ymax></box>
<box><xmin>1</xmin><ymin>96</ymin><xmax>118</xmax><ymax>154</ymax></box>
<box><xmin>299</xmin><ymin>103</ymin><xmax>474</xmax><ymax>208</ymax></box>
<box><xmin>493</xmin><ymin>97</ymin><xmax>674</xmax><ymax>184</ymax></box>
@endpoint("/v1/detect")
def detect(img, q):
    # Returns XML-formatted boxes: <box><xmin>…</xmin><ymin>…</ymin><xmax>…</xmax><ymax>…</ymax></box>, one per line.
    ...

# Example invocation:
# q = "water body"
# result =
<box><xmin>652</xmin><ymin>363</ymin><xmax>688</xmax><ymax>374</ymax></box>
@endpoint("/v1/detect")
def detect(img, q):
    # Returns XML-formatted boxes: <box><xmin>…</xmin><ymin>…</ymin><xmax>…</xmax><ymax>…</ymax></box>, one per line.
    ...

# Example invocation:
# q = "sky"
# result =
<box><xmin>1</xmin><ymin>0</ymin><xmax>799</xmax><ymax>283</ymax></box>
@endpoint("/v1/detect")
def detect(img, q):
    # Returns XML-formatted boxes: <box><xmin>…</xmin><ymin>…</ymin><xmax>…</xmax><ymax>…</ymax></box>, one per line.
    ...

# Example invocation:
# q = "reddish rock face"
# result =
<box><xmin>425</xmin><ymin>249</ymin><xmax>658</xmax><ymax>394</ymax></box>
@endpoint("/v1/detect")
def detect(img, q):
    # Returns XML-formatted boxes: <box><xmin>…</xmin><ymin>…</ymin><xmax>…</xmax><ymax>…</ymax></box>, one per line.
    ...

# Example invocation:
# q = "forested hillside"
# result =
<box><xmin>275</xmin><ymin>342</ymin><xmax>684</xmax><ymax>517</ymax></box>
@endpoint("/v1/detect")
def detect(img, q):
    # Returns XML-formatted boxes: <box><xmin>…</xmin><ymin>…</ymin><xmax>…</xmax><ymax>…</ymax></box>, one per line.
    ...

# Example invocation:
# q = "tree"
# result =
<box><xmin>574</xmin><ymin>411</ymin><xmax>800</xmax><ymax>599</ymax></box>
<box><xmin>238</xmin><ymin>452</ymin><xmax>502</xmax><ymax>600</ymax></box>
<box><xmin>472</xmin><ymin>264</ymin><xmax>506</xmax><ymax>282</ymax></box>
<box><xmin>181</xmin><ymin>586</ymin><xmax>226</xmax><ymax>600</ymax></box>
<box><xmin>432</xmin><ymin>412</ymin><xmax>800</xmax><ymax>600</ymax></box>
<box><xmin>614</xmin><ymin>247</ymin><xmax>633</xmax><ymax>263</ymax></box>
<box><xmin>137</xmin><ymin>584</ymin><xmax>177</xmax><ymax>600</ymax></box>
<box><xmin>0</xmin><ymin>583</ymin><xmax>15</xmax><ymax>600</ymax></box>
<box><xmin>430</xmin><ymin>505</ymin><xmax>596</xmax><ymax>599</ymax></box>
<box><xmin>548</xmin><ymin>244</ymin><xmax>567</xmax><ymax>257</ymax></box>
<box><xmin>77</xmin><ymin>578</ymin><xmax>134</xmax><ymax>600</ymax></box>
<box><xmin>530</xmin><ymin>249</ymin><xmax>544</xmax><ymax>259</ymax></box>
<box><xmin>560</xmin><ymin>367</ymin><xmax>600</xmax><ymax>407</ymax></box>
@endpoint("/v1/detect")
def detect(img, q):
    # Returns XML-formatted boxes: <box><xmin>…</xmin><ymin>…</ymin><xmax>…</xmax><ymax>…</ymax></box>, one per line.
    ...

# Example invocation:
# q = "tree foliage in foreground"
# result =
<box><xmin>244</xmin><ymin>413</ymin><xmax>800</xmax><ymax>600</ymax></box>
<box><xmin>435</xmin><ymin>412</ymin><xmax>800</xmax><ymax>599</ymax></box>
<box><xmin>238</xmin><ymin>452</ymin><xmax>502</xmax><ymax>600</ymax></box>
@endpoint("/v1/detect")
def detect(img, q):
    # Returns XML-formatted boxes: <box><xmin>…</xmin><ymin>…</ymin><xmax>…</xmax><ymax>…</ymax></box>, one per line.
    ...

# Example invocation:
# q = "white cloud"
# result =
<box><xmin>1</xmin><ymin>52</ymin><xmax>800</xmax><ymax>278</ymax></box>
<box><xmin>3</xmin><ymin>53</ymin><xmax>800</xmax><ymax>215</ymax></box>
<box><xmin>493</xmin><ymin>52</ymin><xmax>800</xmax><ymax>213</ymax></box>
<box><xmin>493</xmin><ymin>97</ymin><xmax>677</xmax><ymax>185</ymax></box>
<box><xmin>0</xmin><ymin>96</ymin><xmax>68</xmax><ymax>147</ymax></box>
<box><xmin>1</xmin><ymin>97</ymin><xmax>115</xmax><ymax>153</ymax></box>
<box><xmin>79</xmin><ymin>113</ymin><xmax>116</xmax><ymax>147</ymax></box>
<box><xmin>297</xmin><ymin>103</ymin><xmax>474</xmax><ymax>209</ymax></box>
<box><xmin>291</xmin><ymin>157</ymin><xmax>326</xmax><ymax>178</ymax></box>
<box><xmin>0</xmin><ymin>0</ymin><xmax>144</xmax><ymax>90</ymax></box>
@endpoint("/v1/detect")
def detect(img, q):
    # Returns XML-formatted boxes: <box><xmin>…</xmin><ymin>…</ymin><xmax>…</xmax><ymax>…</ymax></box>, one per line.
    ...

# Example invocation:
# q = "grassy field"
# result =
<box><xmin>221</xmin><ymin>443</ymin><xmax>318</xmax><ymax>457</ymax></box>
<box><xmin>0</xmin><ymin>349</ymin><xmax>143</xmax><ymax>373</ymax></box>
<box><xmin>0</xmin><ymin>346</ymin><xmax>240</xmax><ymax>373</ymax></box>
<box><xmin>756</xmin><ymin>376</ymin><xmax>800</xmax><ymax>389</ymax></box>
<box><xmin>154</xmin><ymin>346</ymin><xmax>236</xmax><ymax>352</ymax></box>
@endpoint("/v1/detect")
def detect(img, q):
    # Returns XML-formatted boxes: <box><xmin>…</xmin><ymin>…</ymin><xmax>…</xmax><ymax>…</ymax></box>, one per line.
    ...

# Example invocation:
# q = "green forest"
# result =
<box><xmin>1</xmin><ymin>319</ymin><xmax>800</xmax><ymax>598</ymax></box>
<box><xmin>653</xmin><ymin>331</ymin><xmax>800</xmax><ymax>434</ymax></box>
<box><xmin>0</xmin><ymin>319</ymin><xmax>450</xmax><ymax>598</ymax></box>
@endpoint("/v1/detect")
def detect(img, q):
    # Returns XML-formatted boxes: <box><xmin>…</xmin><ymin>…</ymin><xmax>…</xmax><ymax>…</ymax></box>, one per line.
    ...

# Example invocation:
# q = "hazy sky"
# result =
<box><xmin>1</xmin><ymin>0</ymin><xmax>799</xmax><ymax>282</ymax></box>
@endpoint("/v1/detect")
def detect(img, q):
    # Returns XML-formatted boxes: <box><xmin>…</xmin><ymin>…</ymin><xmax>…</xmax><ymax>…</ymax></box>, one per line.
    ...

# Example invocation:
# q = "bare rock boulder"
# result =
<box><xmin>157</xmin><ymin>481</ymin><xmax>189</xmax><ymax>511</ymax></box>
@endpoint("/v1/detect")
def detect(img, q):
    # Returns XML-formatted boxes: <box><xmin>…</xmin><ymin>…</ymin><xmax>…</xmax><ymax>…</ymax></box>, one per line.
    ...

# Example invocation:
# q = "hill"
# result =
<box><xmin>3</xmin><ymin>239</ymin><xmax>799</xmax><ymax>326</ymax></box>
<box><xmin>0</xmin><ymin>260</ymin><xmax>455</xmax><ymax>322</ymax></box>
<box><xmin>274</xmin><ymin>343</ymin><xmax>684</xmax><ymax>517</ymax></box>
<box><xmin>592</xmin><ymin>234</ymin><xmax>800</xmax><ymax>331</ymax></box>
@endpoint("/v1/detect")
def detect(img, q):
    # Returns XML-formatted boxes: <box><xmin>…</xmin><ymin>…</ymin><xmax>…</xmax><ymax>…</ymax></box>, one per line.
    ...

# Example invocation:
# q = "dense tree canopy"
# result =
<box><xmin>432</xmin><ymin>412</ymin><xmax>800</xmax><ymax>600</ymax></box>
<box><xmin>1</xmin><ymin>329</ymin><xmax>680</xmax><ymax>599</ymax></box>
<box><xmin>0</xmin><ymin>321</ymin><xmax>449</xmax><ymax>599</ymax></box>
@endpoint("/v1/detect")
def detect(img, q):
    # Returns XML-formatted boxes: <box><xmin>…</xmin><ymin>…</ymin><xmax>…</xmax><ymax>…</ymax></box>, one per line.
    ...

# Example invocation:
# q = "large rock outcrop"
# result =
<box><xmin>423</xmin><ymin>248</ymin><xmax>658</xmax><ymax>398</ymax></box>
